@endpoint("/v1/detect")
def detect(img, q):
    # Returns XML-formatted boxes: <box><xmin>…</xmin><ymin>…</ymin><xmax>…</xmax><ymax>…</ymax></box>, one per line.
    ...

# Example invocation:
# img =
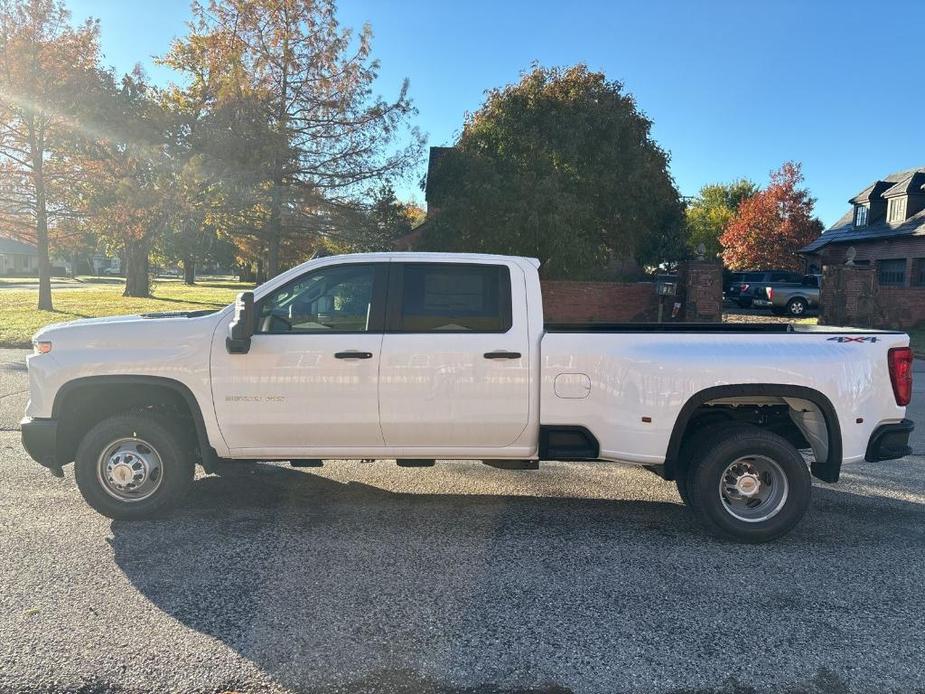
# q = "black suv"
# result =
<box><xmin>724</xmin><ymin>270</ymin><xmax>803</xmax><ymax>308</ymax></box>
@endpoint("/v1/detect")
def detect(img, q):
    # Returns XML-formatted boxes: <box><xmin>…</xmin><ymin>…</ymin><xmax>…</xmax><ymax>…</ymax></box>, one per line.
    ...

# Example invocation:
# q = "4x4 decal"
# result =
<box><xmin>827</xmin><ymin>336</ymin><xmax>879</xmax><ymax>343</ymax></box>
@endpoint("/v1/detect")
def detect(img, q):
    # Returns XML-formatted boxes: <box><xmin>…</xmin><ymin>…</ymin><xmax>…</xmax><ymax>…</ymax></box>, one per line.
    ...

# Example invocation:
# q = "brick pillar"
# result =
<box><xmin>818</xmin><ymin>265</ymin><xmax>879</xmax><ymax>327</ymax></box>
<box><xmin>677</xmin><ymin>261</ymin><xmax>722</xmax><ymax>322</ymax></box>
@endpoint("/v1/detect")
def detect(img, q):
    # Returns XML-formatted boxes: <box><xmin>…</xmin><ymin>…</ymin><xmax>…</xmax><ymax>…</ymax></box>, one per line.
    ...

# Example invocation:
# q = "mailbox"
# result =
<box><xmin>655</xmin><ymin>275</ymin><xmax>677</xmax><ymax>296</ymax></box>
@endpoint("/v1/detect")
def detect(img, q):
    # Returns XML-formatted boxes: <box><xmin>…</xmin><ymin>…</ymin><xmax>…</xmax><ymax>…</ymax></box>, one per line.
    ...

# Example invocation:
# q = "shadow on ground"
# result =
<box><xmin>109</xmin><ymin>464</ymin><xmax>925</xmax><ymax>693</ymax></box>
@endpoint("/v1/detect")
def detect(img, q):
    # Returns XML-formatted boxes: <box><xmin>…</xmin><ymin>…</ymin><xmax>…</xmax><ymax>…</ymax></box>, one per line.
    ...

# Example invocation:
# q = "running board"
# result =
<box><xmin>290</xmin><ymin>459</ymin><xmax>324</xmax><ymax>467</ymax></box>
<box><xmin>396</xmin><ymin>459</ymin><xmax>436</xmax><ymax>467</ymax></box>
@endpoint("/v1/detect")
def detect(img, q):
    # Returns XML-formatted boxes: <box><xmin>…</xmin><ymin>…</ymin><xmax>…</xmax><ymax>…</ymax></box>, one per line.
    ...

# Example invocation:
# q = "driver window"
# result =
<box><xmin>258</xmin><ymin>264</ymin><xmax>377</xmax><ymax>334</ymax></box>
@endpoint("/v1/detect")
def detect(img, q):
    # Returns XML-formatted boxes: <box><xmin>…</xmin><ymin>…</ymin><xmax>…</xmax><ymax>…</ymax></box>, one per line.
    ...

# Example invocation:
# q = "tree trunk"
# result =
<box><xmin>31</xmin><ymin>142</ymin><xmax>53</xmax><ymax>311</ymax></box>
<box><xmin>267</xmin><ymin>182</ymin><xmax>282</xmax><ymax>278</ymax></box>
<box><xmin>123</xmin><ymin>240</ymin><xmax>150</xmax><ymax>297</ymax></box>
<box><xmin>182</xmin><ymin>256</ymin><xmax>195</xmax><ymax>285</ymax></box>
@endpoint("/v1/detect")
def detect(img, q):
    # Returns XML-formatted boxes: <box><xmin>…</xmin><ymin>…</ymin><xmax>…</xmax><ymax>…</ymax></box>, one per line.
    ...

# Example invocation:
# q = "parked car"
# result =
<box><xmin>754</xmin><ymin>275</ymin><xmax>821</xmax><ymax>316</ymax></box>
<box><xmin>21</xmin><ymin>252</ymin><xmax>914</xmax><ymax>542</ymax></box>
<box><xmin>725</xmin><ymin>270</ymin><xmax>803</xmax><ymax>308</ymax></box>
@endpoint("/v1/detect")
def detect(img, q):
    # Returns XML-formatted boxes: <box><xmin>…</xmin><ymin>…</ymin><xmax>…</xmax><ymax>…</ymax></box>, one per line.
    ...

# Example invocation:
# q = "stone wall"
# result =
<box><xmin>818</xmin><ymin>264</ymin><xmax>925</xmax><ymax>329</ymax></box>
<box><xmin>540</xmin><ymin>261</ymin><xmax>723</xmax><ymax>324</ymax></box>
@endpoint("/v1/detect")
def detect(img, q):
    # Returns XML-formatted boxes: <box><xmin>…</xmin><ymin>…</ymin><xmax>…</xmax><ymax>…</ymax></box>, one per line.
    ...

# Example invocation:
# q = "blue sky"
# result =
<box><xmin>69</xmin><ymin>0</ymin><xmax>925</xmax><ymax>227</ymax></box>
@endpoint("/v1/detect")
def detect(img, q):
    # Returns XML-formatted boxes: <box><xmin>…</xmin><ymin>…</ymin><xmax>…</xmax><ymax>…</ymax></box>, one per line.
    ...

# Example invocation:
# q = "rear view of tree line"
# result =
<box><xmin>0</xmin><ymin>0</ymin><xmax>423</xmax><ymax>308</ymax></box>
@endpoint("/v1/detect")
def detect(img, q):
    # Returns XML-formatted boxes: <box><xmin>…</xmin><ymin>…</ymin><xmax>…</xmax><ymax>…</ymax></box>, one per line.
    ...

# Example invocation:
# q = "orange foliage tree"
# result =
<box><xmin>720</xmin><ymin>162</ymin><xmax>823</xmax><ymax>271</ymax></box>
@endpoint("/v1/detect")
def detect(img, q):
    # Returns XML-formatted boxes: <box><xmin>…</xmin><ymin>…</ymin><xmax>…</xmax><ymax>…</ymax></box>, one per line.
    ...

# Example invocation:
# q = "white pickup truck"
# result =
<box><xmin>21</xmin><ymin>252</ymin><xmax>914</xmax><ymax>542</ymax></box>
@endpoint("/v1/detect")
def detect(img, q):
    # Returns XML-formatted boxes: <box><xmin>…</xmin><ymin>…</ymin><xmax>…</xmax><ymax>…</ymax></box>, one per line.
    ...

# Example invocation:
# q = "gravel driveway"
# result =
<box><xmin>2</xmin><ymin>348</ymin><xmax>925</xmax><ymax>693</ymax></box>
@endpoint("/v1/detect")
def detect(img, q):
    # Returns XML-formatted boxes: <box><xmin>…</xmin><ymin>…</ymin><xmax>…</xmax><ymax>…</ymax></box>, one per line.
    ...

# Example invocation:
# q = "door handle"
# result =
<box><xmin>484</xmin><ymin>351</ymin><xmax>521</xmax><ymax>359</ymax></box>
<box><xmin>334</xmin><ymin>351</ymin><xmax>373</xmax><ymax>359</ymax></box>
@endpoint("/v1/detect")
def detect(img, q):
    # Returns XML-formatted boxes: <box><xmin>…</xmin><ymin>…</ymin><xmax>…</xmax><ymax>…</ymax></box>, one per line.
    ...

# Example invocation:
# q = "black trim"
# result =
<box><xmin>334</xmin><ymin>351</ymin><xmax>373</xmax><ymax>359</ymax></box>
<box><xmin>253</xmin><ymin>262</ymin><xmax>389</xmax><ymax>336</ymax></box>
<box><xmin>52</xmin><ymin>375</ymin><xmax>215</xmax><ymax>469</ymax></box>
<box><xmin>20</xmin><ymin>417</ymin><xmax>58</xmax><ymax>469</ymax></box>
<box><xmin>539</xmin><ymin>425</ymin><xmax>600</xmax><ymax>460</ymax></box>
<box><xmin>865</xmin><ymin>419</ymin><xmax>914</xmax><ymax>462</ymax></box>
<box><xmin>664</xmin><ymin>384</ymin><xmax>843</xmax><ymax>483</ymax></box>
<box><xmin>385</xmin><ymin>262</ymin><xmax>514</xmax><ymax>334</ymax></box>
<box><xmin>544</xmin><ymin>323</ymin><xmax>902</xmax><ymax>335</ymax></box>
<box><xmin>484</xmin><ymin>351</ymin><xmax>521</xmax><ymax>359</ymax></box>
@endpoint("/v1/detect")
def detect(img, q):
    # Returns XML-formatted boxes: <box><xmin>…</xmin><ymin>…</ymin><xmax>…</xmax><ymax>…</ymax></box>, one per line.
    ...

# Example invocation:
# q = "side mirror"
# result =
<box><xmin>226</xmin><ymin>291</ymin><xmax>255</xmax><ymax>354</ymax></box>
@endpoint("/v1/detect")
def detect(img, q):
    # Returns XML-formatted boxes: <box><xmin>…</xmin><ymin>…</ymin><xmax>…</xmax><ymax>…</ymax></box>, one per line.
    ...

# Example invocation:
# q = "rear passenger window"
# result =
<box><xmin>395</xmin><ymin>264</ymin><xmax>512</xmax><ymax>332</ymax></box>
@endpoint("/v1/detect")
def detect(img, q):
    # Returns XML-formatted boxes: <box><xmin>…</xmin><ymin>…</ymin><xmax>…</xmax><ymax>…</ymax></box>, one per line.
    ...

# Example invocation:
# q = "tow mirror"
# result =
<box><xmin>226</xmin><ymin>291</ymin><xmax>255</xmax><ymax>354</ymax></box>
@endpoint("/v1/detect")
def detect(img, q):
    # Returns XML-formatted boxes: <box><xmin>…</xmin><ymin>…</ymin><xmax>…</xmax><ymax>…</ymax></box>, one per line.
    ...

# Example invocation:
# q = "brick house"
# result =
<box><xmin>800</xmin><ymin>167</ymin><xmax>925</xmax><ymax>286</ymax></box>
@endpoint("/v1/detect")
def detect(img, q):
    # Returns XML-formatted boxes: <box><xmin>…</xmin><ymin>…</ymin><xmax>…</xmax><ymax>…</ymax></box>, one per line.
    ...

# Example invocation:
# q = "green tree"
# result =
<box><xmin>685</xmin><ymin>179</ymin><xmax>757</xmax><ymax>260</ymax></box>
<box><xmin>160</xmin><ymin>0</ymin><xmax>423</xmax><ymax>278</ymax></box>
<box><xmin>0</xmin><ymin>0</ymin><xmax>101</xmax><ymax>309</ymax></box>
<box><xmin>419</xmin><ymin>64</ymin><xmax>684</xmax><ymax>279</ymax></box>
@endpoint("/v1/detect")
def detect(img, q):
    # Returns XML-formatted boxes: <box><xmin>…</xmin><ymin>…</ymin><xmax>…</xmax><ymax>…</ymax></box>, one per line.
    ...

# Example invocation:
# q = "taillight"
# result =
<box><xmin>767</xmin><ymin>287</ymin><xmax>774</xmax><ymax>300</ymax></box>
<box><xmin>888</xmin><ymin>346</ymin><xmax>914</xmax><ymax>406</ymax></box>
<box><xmin>740</xmin><ymin>283</ymin><xmax>749</xmax><ymax>292</ymax></box>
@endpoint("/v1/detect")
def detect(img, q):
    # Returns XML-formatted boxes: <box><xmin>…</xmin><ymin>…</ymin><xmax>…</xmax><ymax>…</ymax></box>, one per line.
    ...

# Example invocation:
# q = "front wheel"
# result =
<box><xmin>74</xmin><ymin>412</ymin><xmax>195</xmax><ymax>520</ymax></box>
<box><xmin>686</xmin><ymin>424</ymin><xmax>811</xmax><ymax>542</ymax></box>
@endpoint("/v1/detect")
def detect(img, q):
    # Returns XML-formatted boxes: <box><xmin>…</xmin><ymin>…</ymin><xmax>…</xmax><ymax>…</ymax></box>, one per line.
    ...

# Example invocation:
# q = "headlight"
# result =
<box><xmin>33</xmin><ymin>341</ymin><xmax>52</xmax><ymax>355</ymax></box>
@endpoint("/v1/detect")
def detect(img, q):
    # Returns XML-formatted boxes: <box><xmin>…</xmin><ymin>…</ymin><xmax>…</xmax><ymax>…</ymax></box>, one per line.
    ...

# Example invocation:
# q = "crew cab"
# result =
<box><xmin>20</xmin><ymin>253</ymin><xmax>915</xmax><ymax>542</ymax></box>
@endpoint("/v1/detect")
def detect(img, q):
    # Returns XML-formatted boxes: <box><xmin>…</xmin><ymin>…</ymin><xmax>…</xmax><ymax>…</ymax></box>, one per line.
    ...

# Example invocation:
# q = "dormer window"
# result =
<box><xmin>855</xmin><ymin>205</ymin><xmax>868</xmax><ymax>227</ymax></box>
<box><xmin>888</xmin><ymin>197</ymin><xmax>907</xmax><ymax>223</ymax></box>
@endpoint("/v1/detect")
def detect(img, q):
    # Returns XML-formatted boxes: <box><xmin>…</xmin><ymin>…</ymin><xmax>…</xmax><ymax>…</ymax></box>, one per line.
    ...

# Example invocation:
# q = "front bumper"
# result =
<box><xmin>865</xmin><ymin>419</ymin><xmax>914</xmax><ymax>462</ymax></box>
<box><xmin>20</xmin><ymin>417</ymin><xmax>58</xmax><ymax>469</ymax></box>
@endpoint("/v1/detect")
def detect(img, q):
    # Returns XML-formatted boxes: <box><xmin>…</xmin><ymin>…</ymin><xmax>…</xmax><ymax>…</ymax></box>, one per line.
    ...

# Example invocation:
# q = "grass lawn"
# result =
<box><xmin>0</xmin><ymin>280</ymin><xmax>253</xmax><ymax>348</ymax></box>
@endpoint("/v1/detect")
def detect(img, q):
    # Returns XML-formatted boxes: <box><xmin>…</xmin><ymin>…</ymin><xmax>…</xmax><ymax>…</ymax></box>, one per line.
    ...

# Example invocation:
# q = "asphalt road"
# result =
<box><xmin>2</xmin><ymin>348</ymin><xmax>925</xmax><ymax>693</ymax></box>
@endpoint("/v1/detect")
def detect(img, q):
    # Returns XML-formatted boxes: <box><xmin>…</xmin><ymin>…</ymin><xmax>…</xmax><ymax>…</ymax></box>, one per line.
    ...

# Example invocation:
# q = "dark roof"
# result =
<box><xmin>0</xmin><ymin>236</ymin><xmax>37</xmax><ymax>255</ymax></box>
<box><xmin>801</xmin><ymin>167</ymin><xmax>925</xmax><ymax>253</ymax></box>
<box><xmin>849</xmin><ymin>180</ymin><xmax>893</xmax><ymax>204</ymax></box>
<box><xmin>881</xmin><ymin>171</ymin><xmax>925</xmax><ymax>198</ymax></box>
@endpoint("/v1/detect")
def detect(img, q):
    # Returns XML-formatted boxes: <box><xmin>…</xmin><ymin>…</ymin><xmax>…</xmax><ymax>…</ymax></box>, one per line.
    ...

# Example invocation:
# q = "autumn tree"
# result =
<box><xmin>80</xmin><ymin>70</ymin><xmax>176</xmax><ymax>297</ymax></box>
<box><xmin>348</xmin><ymin>183</ymin><xmax>423</xmax><ymax>251</ymax></box>
<box><xmin>0</xmin><ymin>0</ymin><xmax>101</xmax><ymax>309</ymax></box>
<box><xmin>685</xmin><ymin>179</ymin><xmax>757</xmax><ymax>259</ymax></box>
<box><xmin>160</xmin><ymin>0</ymin><xmax>423</xmax><ymax>278</ymax></box>
<box><xmin>419</xmin><ymin>64</ymin><xmax>684</xmax><ymax>279</ymax></box>
<box><xmin>720</xmin><ymin>162</ymin><xmax>823</xmax><ymax>271</ymax></box>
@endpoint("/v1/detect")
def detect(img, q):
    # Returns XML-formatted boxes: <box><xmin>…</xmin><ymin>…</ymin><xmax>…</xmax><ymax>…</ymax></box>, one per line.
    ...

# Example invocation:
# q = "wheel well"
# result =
<box><xmin>52</xmin><ymin>377</ymin><xmax>207</xmax><ymax>466</ymax></box>
<box><xmin>665</xmin><ymin>385</ymin><xmax>842</xmax><ymax>483</ymax></box>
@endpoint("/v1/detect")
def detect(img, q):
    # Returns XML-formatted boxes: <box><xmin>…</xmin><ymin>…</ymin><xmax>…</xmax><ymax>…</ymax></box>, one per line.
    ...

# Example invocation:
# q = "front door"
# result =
<box><xmin>210</xmin><ymin>262</ymin><xmax>388</xmax><ymax>453</ymax></box>
<box><xmin>378</xmin><ymin>261</ymin><xmax>531</xmax><ymax>448</ymax></box>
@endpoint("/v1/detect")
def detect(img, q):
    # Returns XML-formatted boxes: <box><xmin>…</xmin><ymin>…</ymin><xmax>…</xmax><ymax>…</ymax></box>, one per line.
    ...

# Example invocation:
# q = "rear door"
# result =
<box><xmin>377</xmin><ymin>261</ymin><xmax>530</xmax><ymax>447</ymax></box>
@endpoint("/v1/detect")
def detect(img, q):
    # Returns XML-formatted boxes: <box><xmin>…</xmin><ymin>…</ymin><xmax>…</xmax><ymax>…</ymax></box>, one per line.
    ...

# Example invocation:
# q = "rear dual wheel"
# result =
<box><xmin>677</xmin><ymin>424</ymin><xmax>811</xmax><ymax>543</ymax></box>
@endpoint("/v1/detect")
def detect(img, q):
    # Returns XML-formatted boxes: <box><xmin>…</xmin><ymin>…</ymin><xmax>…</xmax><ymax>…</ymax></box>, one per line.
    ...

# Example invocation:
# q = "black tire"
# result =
<box><xmin>686</xmin><ymin>424</ymin><xmax>811</xmax><ymax>543</ymax></box>
<box><xmin>674</xmin><ymin>421</ymin><xmax>733</xmax><ymax>507</ymax></box>
<box><xmin>74</xmin><ymin>412</ymin><xmax>195</xmax><ymax>520</ymax></box>
<box><xmin>737</xmin><ymin>298</ymin><xmax>752</xmax><ymax>308</ymax></box>
<box><xmin>787</xmin><ymin>297</ymin><xmax>808</xmax><ymax>316</ymax></box>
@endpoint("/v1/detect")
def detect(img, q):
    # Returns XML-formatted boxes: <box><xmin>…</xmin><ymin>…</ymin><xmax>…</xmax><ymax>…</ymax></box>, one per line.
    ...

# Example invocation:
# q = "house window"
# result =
<box><xmin>888</xmin><ymin>197</ymin><xmax>907</xmax><ymax>223</ymax></box>
<box><xmin>878</xmin><ymin>259</ymin><xmax>907</xmax><ymax>287</ymax></box>
<box><xmin>855</xmin><ymin>205</ymin><xmax>868</xmax><ymax>227</ymax></box>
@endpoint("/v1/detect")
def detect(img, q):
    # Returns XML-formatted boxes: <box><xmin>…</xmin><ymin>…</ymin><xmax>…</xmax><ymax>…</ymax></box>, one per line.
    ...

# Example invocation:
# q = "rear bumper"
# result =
<box><xmin>20</xmin><ymin>417</ymin><xmax>58</xmax><ymax>469</ymax></box>
<box><xmin>865</xmin><ymin>419</ymin><xmax>914</xmax><ymax>462</ymax></box>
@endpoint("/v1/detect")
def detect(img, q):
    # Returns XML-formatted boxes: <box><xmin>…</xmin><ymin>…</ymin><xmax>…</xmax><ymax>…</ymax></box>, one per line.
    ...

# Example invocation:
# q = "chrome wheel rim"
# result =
<box><xmin>97</xmin><ymin>437</ymin><xmax>164</xmax><ymax>502</ymax></box>
<box><xmin>718</xmin><ymin>455</ymin><xmax>788</xmax><ymax>523</ymax></box>
<box><xmin>790</xmin><ymin>301</ymin><xmax>805</xmax><ymax>315</ymax></box>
